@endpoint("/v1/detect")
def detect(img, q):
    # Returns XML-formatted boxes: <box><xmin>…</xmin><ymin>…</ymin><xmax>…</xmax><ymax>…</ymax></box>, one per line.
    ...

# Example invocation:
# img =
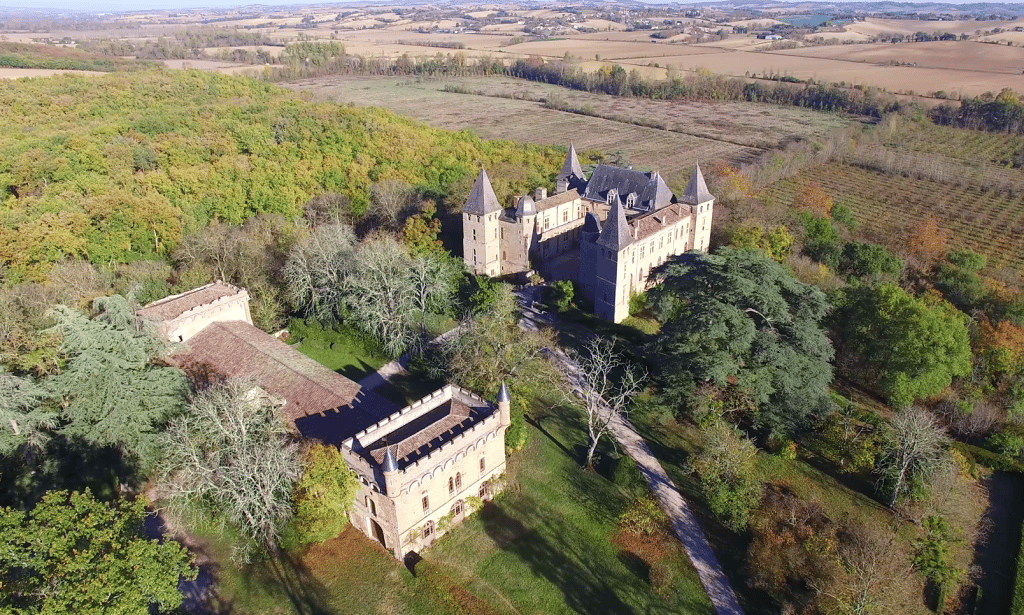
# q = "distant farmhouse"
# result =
<box><xmin>139</xmin><ymin>282</ymin><xmax>509</xmax><ymax>558</ymax></box>
<box><xmin>462</xmin><ymin>145</ymin><xmax>714</xmax><ymax>322</ymax></box>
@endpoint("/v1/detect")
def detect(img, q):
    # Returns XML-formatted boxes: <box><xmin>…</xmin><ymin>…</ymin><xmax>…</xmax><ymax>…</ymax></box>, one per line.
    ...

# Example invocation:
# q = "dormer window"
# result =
<box><xmin>606</xmin><ymin>189</ymin><xmax>617</xmax><ymax>205</ymax></box>
<box><xmin>626</xmin><ymin>192</ymin><xmax>637</xmax><ymax>208</ymax></box>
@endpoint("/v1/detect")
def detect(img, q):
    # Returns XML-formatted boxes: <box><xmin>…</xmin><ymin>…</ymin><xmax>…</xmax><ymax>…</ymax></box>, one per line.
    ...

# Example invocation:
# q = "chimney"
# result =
<box><xmin>534</xmin><ymin>187</ymin><xmax>547</xmax><ymax>201</ymax></box>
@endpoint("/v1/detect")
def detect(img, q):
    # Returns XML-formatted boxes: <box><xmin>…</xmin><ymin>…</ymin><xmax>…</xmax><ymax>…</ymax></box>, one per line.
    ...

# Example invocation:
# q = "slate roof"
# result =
<box><xmin>582</xmin><ymin>165</ymin><xmax>675</xmax><ymax>212</ymax></box>
<box><xmin>463</xmin><ymin>168</ymin><xmax>503</xmax><ymax>215</ymax></box>
<box><xmin>680</xmin><ymin>163</ymin><xmax>714</xmax><ymax>205</ymax></box>
<box><xmin>631</xmin><ymin>205</ymin><xmax>693</xmax><ymax>242</ymax></box>
<box><xmin>137</xmin><ymin>281</ymin><xmax>241</xmax><ymax>322</ymax></box>
<box><xmin>173</xmin><ymin>321</ymin><xmax>393</xmax><ymax>439</ymax></box>
<box><xmin>582</xmin><ymin>211</ymin><xmax>602</xmax><ymax>234</ymax></box>
<box><xmin>558</xmin><ymin>144</ymin><xmax>585</xmax><ymax>183</ymax></box>
<box><xmin>595</xmin><ymin>193</ymin><xmax>634</xmax><ymax>251</ymax></box>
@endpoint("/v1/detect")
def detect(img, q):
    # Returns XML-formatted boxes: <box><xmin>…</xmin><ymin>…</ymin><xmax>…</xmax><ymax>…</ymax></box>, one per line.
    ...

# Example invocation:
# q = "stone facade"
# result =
<box><xmin>342</xmin><ymin>384</ymin><xmax>510</xmax><ymax>558</ymax></box>
<box><xmin>462</xmin><ymin>145</ymin><xmax>715</xmax><ymax>323</ymax></box>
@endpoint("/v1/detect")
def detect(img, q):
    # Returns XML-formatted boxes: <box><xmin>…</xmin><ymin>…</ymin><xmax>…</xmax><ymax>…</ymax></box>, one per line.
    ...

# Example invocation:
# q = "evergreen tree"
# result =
<box><xmin>45</xmin><ymin>296</ymin><xmax>186</xmax><ymax>469</ymax></box>
<box><xmin>0</xmin><ymin>369</ymin><xmax>53</xmax><ymax>454</ymax></box>
<box><xmin>650</xmin><ymin>248</ymin><xmax>834</xmax><ymax>435</ymax></box>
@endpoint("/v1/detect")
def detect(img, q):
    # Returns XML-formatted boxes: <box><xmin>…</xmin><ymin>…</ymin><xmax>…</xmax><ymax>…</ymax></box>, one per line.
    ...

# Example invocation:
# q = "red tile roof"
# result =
<box><xmin>138</xmin><ymin>281</ymin><xmax>242</xmax><ymax>322</ymax></box>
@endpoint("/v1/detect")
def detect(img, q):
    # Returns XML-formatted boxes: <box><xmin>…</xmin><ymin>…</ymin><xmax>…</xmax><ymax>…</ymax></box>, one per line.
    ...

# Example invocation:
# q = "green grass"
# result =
<box><xmin>425</xmin><ymin>390</ymin><xmax>715</xmax><ymax>615</ymax></box>
<box><xmin>286</xmin><ymin>318</ymin><xmax>389</xmax><ymax>381</ymax></box>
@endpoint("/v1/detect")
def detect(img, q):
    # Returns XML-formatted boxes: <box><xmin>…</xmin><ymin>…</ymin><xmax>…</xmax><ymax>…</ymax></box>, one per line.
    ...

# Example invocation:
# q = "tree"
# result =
<box><xmin>800</xmin><ymin>212</ymin><xmax>841</xmax><ymax>269</ymax></box>
<box><xmin>368</xmin><ymin>179</ymin><xmax>417</xmax><ymax>229</ymax></box>
<box><xmin>0</xmin><ymin>369</ymin><xmax>53</xmax><ymax>454</ymax></box>
<box><xmin>408</xmin><ymin>251</ymin><xmax>459</xmax><ymax>344</ymax></box>
<box><xmin>908</xmin><ymin>215</ymin><xmax>949</xmax><ymax>262</ymax></box>
<box><xmin>443</xmin><ymin>282</ymin><xmax>554</xmax><ymax>393</ymax></box>
<box><xmin>688</xmin><ymin>420</ymin><xmax>762</xmax><ymax>531</ymax></box>
<box><xmin>833</xmin><ymin>284</ymin><xmax>972</xmax><ymax>408</ymax></box>
<box><xmin>283</xmin><ymin>223</ymin><xmax>357</xmax><ymax>321</ymax></box>
<box><xmin>795</xmin><ymin>182</ymin><xmax>833</xmax><ymax>217</ymax></box>
<box><xmin>876</xmin><ymin>408</ymin><xmax>950</xmax><ymax>508</ymax></box>
<box><xmin>650</xmin><ymin>248</ymin><xmax>834</xmax><ymax>435</ymax></box>
<box><xmin>815</xmin><ymin>522</ymin><xmax>908</xmax><ymax>615</ymax></box>
<box><xmin>0</xmin><ymin>489</ymin><xmax>194</xmax><ymax>614</ymax></box>
<box><xmin>562</xmin><ymin>337</ymin><xmax>646</xmax><ymax>469</ymax></box>
<box><xmin>46</xmin><ymin>296</ymin><xmax>187</xmax><ymax>470</ymax></box>
<box><xmin>159</xmin><ymin>379</ymin><xmax>302</xmax><ymax>556</ymax></box>
<box><xmin>400</xmin><ymin>200</ymin><xmax>444</xmax><ymax>255</ymax></box>
<box><xmin>839</xmin><ymin>241</ymin><xmax>903</xmax><ymax>280</ymax></box>
<box><xmin>285</xmin><ymin>444</ymin><xmax>359</xmax><ymax>546</ymax></box>
<box><xmin>729</xmin><ymin>224</ymin><xmax>794</xmax><ymax>262</ymax></box>
<box><xmin>345</xmin><ymin>235</ymin><xmax>417</xmax><ymax>357</ymax></box>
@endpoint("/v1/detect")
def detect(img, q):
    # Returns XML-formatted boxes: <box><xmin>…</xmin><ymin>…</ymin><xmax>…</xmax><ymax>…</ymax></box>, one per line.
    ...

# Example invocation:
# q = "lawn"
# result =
<box><xmin>286</xmin><ymin>318</ymin><xmax>390</xmax><ymax>382</ymax></box>
<box><xmin>425</xmin><ymin>388</ymin><xmax>715</xmax><ymax>615</ymax></box>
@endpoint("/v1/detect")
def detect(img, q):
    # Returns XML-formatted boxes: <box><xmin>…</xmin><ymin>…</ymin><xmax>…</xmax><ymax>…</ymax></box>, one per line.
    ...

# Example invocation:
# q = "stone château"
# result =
<box><xmin>462</xmin><ymin>145</ymin><xmax>715</xmax><ymax>322</ymax></box>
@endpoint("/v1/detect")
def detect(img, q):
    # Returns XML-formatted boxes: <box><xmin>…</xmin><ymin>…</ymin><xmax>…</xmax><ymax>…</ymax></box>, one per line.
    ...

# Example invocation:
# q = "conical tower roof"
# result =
<box><xmin>596</xmin><ymin>193</ymin><xmax>633</xmax><ymax>251</ymax></box>
<box><xmin>382</xmin><ymin>445</ymin><xmax>398</xmax><ymax>473</ymax></box>
<box><xmin>681</xmin><ymin>162</ymin><xmax>713</xmax><ymax>205</ymax></box>
<box><xmin>558</xmin><ymin>143</ymin><xmax>584</xmax><ymax>181</ymax></box>
<box><xmin>497</xmin><ymin>381</ymin><xmax>510</xmax><ymax>403</ymax></box>
<box><xmin>463</xmin><ymin>168</ymin><xmax>502</xmax><ymax>215</ymax></box>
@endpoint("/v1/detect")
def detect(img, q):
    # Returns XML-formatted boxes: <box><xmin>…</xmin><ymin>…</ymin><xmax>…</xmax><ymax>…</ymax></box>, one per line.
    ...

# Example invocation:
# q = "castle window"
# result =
<box><xmin>563</xmin><ymin>210</ymin><xmax>568</xmax><ymax>223</ymax></box>
<box><xmin>449</xmin><ymin>477</ymin><xmax>454</xmax><ymax>494</ymax></box>
<box><xmin>422</xmin><ymin>495</ymin><xmax>430</xmax><ymax>512</ymax></box>
<box><xmin>626</xmin><ymin>193</ymin><xmax>637</xmax><ymax>207</ymax></box>
<box><xmin>366</xmin><ymin>496</ymin><xmax>376</xmax><ymax>517</ymax></box>
<box><xmin>479</xmin><ymin>483</ymin><xmax>489</xmax><ymax>499</ymax></box>
<box><xmin>473</xmin><ymin>230</ymin><xmax>477</xmax><ymax>241</ymax></box>
<box><xmin>455</xmin><ymin>472</ymin><xmax>462</xmax><ymax>490</ymax></box>
<box><xmin>454</xmin><ymin>500</ymin><xmax>465</xmax><ymax>516</ymax></box>
<box><xmin>423</xmin><ymin>520</ymin><xmax>434</xmax><ymax>538</ymax></box>
<box><xmin>480</xmin><ymin>457</ymin><xmax>485</xmax><ymax>473</ymax></box>
<box><xmin>502</xmin><ymin>251</ymin><xmax>506</xmax><ymax>260</ymax></box>
<box><xmin>545</xmin><ymin>218</ymin><xmax>550</xmax><ymax>230</ymax></box>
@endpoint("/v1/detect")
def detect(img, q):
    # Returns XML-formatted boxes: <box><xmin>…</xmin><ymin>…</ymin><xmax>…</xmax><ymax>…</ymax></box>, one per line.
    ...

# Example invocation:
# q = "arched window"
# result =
<box><xmin>448</xmin><ymin>477</ymin><xmax>454</xmax><ymax>494</ymax></box>
<box><xmin>453</xmin><ymin>500</ymin><xmax>465</xmax><ymax>516</ymax></box>
<box><xmin>479</xmin><ymin>483</ymin><xmax>489</xmax><ymax>499</ymax></box>
<box><xmin>455</xmin><ymin>472</ymin><xmax>462</xmax><ymax>490</ymax></box>
<box><xmin>365</xmin><ymin>496</ymin><xmax>376</xmax><ymax>517</ymax></box>
<box><xmin>423</xmin><ymin>520</ymin><xmax>434</xmax><ymax>539</ymax></box>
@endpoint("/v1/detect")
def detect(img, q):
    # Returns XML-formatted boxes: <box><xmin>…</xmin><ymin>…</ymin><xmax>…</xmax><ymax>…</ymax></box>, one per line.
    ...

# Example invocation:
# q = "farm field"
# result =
<box><xmin>759</xmin><ymin>162</ymin><xmax>1024</xmax><ymax>271</ymax></box>
<box><xmin>769</xmin><ymin>41</ymin><xmax>1024</xmax><ymax>76</ymax></box>
<box><xmin>0</xmin><ymin>67</ymin><xmax>104</xmax><ymax>78</ymax></box>
<box><xmin>287</xmin><ymin>75</ymin><xmax>851</xmax><ymax>184</ymax></box>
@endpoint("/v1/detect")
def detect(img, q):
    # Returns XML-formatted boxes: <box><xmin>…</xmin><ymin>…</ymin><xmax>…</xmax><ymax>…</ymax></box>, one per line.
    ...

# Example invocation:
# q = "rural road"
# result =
<box><xmin>517</xmin><ymin>287</ymin><xmax>744</xmax><ymax>615</ymax></box>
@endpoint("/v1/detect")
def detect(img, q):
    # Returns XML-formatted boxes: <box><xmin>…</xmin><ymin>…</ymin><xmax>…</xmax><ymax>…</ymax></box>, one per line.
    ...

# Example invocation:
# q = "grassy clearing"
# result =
<box><xmin>286</xmin><ymin>319</ymin><xmax>389</xmax><ymax>381</ymax></box>
<box><xmin>426</xmin><ymin>388</ymin><xmax>715</xmax><ymax>615</ymax></box>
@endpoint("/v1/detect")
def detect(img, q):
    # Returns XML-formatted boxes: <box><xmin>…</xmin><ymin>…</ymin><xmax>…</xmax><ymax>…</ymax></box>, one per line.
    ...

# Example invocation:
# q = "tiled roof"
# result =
<box><xmin>558</xmin><ymin>143</ymin><xmax>584</xmax><ymax>181</ymax></box>
<box><xmin>137</xmin><ymin>281</ymin><xmax>241</xmax><ymax>322</ymax></box>
<box><xmin>632</xmin><ymin>205</ymin><xmax>692</xmax><ymax>242</ymax></box>
<box><xmin>173</xmin><ymin>321</ymin><xmax>393</xmax><ymax>438</ymax></box>
<box><xmin>463</xmin><ymin>168</ymin><xmax>503</xmax><ymax>215</ymax></box>
<box><xmin>534</xmin><ymin>189</ymin><xmax>579</xmax><ymax>212</ymax></box>
<box><xmin>582</xmin><ymin>165</ymin><xmax>675</xmax><ymax>212</ymax></box>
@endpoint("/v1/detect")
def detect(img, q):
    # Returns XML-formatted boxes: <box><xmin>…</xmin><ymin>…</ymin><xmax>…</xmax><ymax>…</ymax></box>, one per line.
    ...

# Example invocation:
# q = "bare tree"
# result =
<box><xmin>159</xmin><ymin>379</ymin><xmax>302</xmax><ymax>559</ymax></box>
<box><xmin>283</xmin><ymin>223</ymin><xmax>357</xmax><ymax>320</ymax></box>
<box><xmin>344</xmin><ymin>235</ymin><xmax>416</xmax><ymax>357</ymax></box>
<box><xmin>368</xmin><ymin>179</ymin><xmax>417</xmax><ymax>229</ymax></box>
<box><xmin>562</xmin><ymin>337</ymin><xmax>646</xmax><ymax>468</ymax></box>
<box><xmin>815</xmin><ymin>522</ymin><xmax>910</xmax><ymax>615</ymax></box>
<box><xmin>408</xmin><ymin>252</ymin><xmax>458</xmax><ymax>345</ymax></box>
<box><xmin>877</xmin><ymin>407</ymin><xmax>950</xmax><ymax>509</ymax></box>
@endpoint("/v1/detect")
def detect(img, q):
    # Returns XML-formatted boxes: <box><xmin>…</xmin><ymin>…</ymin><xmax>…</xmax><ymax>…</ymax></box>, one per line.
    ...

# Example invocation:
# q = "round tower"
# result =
<box><xmin>381</xmin><ymin>445</ymin><xmax>400</xmax><ymax>498</ymax></box>
<box><xmin>497</xmin><ymin>381</ymin><xmax>511</xmax><ymax>428</ymax></box>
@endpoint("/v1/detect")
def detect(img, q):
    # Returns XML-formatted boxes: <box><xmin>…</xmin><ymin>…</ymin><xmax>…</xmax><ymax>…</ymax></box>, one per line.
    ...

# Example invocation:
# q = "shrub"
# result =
<box><xmin>618</xmin><ymin>495</ymin><xmax>668</xmax><ymax>536</ymax></box>
<box><xmin>505</xmin><ymin>412</ymin><xmax>528</xmax><ymax>453</ymax></box>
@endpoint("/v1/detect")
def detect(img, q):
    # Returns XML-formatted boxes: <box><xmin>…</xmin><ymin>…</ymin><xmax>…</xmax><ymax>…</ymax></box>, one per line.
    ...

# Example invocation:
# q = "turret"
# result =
<box><xmin>680</xmin><ymin>162</ymin><xmax>715</xmax><ymax>253</ymax></box>
<box><xmin>556</xmin><ymin>143</ymin><xmax>585</xmax><ymax>194</ymax></box>
<box><xmin>381</xmin><ymin>445</ymin><xmax>400</xmax><ymax>497</ymax></box>
<box><xmin>497</xmin><ymin>381</ymin><xmax>511</xmax><ymax>428</ymax></box>
<box><xmin>462</xmin><ymin>168</ymin><xmax>504</xmax><ymax>276</ymax></box>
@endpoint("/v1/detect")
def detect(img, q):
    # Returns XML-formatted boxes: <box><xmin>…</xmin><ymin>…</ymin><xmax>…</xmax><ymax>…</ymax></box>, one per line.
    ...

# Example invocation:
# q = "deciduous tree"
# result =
<box><xmin>285</xmin><ymin>443</ymin><xmax>360</xmax><ymax>546</ymax></box>
<box><xmin>0</xmin><ymin>489</ymin><xmax>194</xmax><ymax>614</ymax></box>
<box><xmin>562</xmin><ymin>337</ymin><xmax>647</xmax><ymax>469</ymax></box>
<box><xmin>159</xmin><ymin>379</ymin><xmax>302</xmax><ymax>556</ymax></box>
<box><xmin>795</xmin><ymin>182</ymin><xmax>833</xmax><ymax>217</ymax></box>
<box><xmin>877</xmin><ymin>408</ymin><xmax>950</xmax><ymax>508</ymax></box>
<box><xmin>688</xmin><ymin>420</ymin><xmax>762</xmax><ymax>531</ymax></box>
<box><xmin>908</xmin><ymin>215</ymin><xmax>950</xmax><ymax>262</ymax></box>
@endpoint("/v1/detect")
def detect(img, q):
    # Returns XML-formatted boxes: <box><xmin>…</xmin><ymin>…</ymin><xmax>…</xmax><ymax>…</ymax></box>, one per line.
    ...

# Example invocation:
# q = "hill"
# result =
<box><xmin>0</xmin><ymin>41</ymin><xmax>154</xmax><ymax>72</ymax></box>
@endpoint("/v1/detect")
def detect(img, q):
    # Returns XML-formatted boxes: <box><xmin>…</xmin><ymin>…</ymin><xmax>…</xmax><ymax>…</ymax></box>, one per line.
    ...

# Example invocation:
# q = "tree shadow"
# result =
<box><xmin>0</xmin><ymin>435</ymin><xmax>142</xmax><ymax>508</ymax></box>
<box><xmin>262</xmin><ymin>551</ymin><xmax>333</xmax><ymax>615</ymax></box>
<box><xmin>477</xmin><ymin>499</ymin><xmax>635</xmax><ymax>615</ymax></box>
<box><xmin>338</xmin><ymin>359</ymin><xmax>378</xmax><ymax>383</ymax></box>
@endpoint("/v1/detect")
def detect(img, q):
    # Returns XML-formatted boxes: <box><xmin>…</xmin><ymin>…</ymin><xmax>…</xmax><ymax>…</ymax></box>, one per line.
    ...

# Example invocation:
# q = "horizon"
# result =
<box><xmin>2</xmin><ymin>0</ymin><xmax>1021</xmax><ymax>14</ymax></box>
